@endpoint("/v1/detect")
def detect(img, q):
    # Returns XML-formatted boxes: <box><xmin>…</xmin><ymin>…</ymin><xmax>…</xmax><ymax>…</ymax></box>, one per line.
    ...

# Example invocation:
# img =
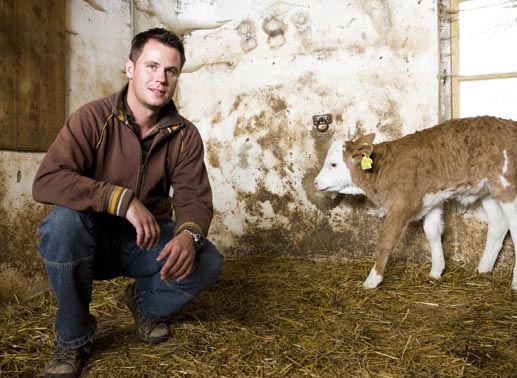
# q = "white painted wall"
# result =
<box><xmin>176</xmin><ymin>0</ymin><xmax>440</xmax><ymax>250</ymax></box>
<box><xmin>1</xmin><ymin>0</ymin><xmax>442</xmax><ymax>269</ymax></box>
<box><xmin>66</xmin><ymin>0</ymin><xmax>131</xmax><ymax>110</ymax></box>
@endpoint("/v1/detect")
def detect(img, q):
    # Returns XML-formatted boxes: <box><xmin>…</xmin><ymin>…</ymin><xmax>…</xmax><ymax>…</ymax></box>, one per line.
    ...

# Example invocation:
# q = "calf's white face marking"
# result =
<box><xmin>314</xmin><ymin>140</ymin><xmax>365</xmax><ymax>195</ymax></box>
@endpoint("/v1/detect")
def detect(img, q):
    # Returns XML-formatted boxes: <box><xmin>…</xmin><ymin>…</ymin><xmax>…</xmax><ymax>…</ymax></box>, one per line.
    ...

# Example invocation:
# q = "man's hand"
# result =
<box><xmin>126</xmin><ymin>198</ymin><xmax>160</xmax><ymax>250</ymax></box>
<box><xmin>156</xmin><ymin>232</ymin><xmax>196</xmax><ymax>282</ymax></box>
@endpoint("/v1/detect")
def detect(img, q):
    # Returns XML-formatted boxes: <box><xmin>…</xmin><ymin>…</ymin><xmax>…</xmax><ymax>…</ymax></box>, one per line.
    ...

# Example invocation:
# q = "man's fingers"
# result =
<box><xmin>169</xmin><ymin>257</ymin><xmax>189</xmax><ymax>280</ymax></box>
<box><xmin>160</xmin><ymin>250</ymin><xmax>180</xmax><ymax>279</ymax></box>
<box><xmin>162</xmin><ymin>252</ymin><xmax>194</xmax><ymax>281</ymax></box>
<box><xmin>140</xmin><ymin>223</ymin><xmax>150</xmax><ymax>249</ymax></box>
<box><xmin>156</xmin><ymin>234</ymin><xmax>196</xmax><ymax>281</ymax></box>
<box><xmin>144</xmin><ymin>220</ymin><xmax>160</xmax><ymax>250</ymax></box>
<box><xmin>150</xmin><ymin>221</ymin><xmax>160</xmax><ymax>248</ymax></box>
<box><xmin>156</xmin><ymin>248</ymin><xmax>168</xmax><ymax>262</ymax></box>
<box><xmin>139</xmin><ymin>219</ymin><xmax>160</xmax><ymax>250</ymax></box>
<box><xmin>156</xmin><ymin>244</ymin><xmax>171</xmax><ymax>261</ymax></box>
<box><xmin>175</xmin><ymin>260</ymin><xmax>193</xmax><ymax>282</ymax></box>
<box><xmin>135</xmin><ymin>225</ymin><xmax>144</xmax><ymax>249</ymax></box>
<box><xmin>161</xmin><ymin>251</ymin><xmax>193</xmax><ymax>281</ymax></box>
<box><xmin>126</xmin><ymin>198</ymin><xmax>159</xmax><ymax>250</ymax></box>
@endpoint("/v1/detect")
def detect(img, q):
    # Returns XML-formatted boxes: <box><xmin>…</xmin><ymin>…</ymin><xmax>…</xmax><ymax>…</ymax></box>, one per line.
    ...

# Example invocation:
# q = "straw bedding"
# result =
<box><xmin>2</xmin><ymin>255</ymin><xmax>517</xmax><ymax>377</ymax></box>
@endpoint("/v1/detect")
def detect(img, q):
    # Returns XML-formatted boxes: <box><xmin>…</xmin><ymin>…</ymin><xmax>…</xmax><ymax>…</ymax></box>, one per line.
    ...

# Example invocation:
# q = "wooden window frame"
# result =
<box><xmin>450</xmin><ymin>0</ymin><xmax>517</xmax><ymax>118</ymax></box>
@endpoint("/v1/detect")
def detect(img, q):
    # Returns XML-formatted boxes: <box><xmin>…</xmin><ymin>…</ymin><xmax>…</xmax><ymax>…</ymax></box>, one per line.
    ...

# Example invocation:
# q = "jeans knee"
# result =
<box><xmin>40</xmin><ymin>206</ymin><xmax>90</xmax><ymax>232</ymax></box>
<box><xmin>198</xmin><ymin>241</ymin><xmax>223</xmax><ymax>286</ymax></box>
<box><xmin>38</xmin><ymin>206</ymin><xmax>95</xmax><ymax>264</ymax></box>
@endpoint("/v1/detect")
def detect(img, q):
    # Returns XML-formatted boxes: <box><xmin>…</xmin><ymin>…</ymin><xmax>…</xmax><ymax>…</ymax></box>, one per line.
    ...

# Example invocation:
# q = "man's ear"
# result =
<box><xmin>125</xmin><ymin>59</ymin><xmax>134</xmax><ymax>80</ymax></box>
<box><xmin>350</xmin><ymin>133</ymin><xmax>375</xmax><ymax>164</ymax></box>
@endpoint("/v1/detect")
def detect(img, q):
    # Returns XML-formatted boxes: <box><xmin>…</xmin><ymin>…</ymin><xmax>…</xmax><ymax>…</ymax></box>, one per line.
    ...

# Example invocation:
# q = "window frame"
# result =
<box><xmin>449</xmin><ymin>0</ymin><xmax>517</xmax><ymax>118</ymax></box>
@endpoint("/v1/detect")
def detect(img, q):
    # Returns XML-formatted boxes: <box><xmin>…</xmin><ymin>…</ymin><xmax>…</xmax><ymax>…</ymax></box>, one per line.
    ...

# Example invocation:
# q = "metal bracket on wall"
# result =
<box><xmin>312</xmin><ymin>114</ymin><xmax>333</xmax><ymax>132</ymax></box>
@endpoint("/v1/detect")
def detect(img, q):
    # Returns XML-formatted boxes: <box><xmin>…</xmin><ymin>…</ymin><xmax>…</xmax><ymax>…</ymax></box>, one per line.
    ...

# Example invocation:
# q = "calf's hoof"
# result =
<box><xmin>429</xmin><ymin>270</ymin><xmax>443</xmax><ymax>280</ymax></box>
<box><xmin>363</xmin><ymin>280</ymin><xmax>381</xmax><ymax>289</ymax></box>
<box><xmin>476</xmin><ymin>266</ymin><xmax>493</xmax><ymax>275</ymax></box>
<box><xmin>363</xmin><ymin>269</ymin><xmax>383</xmax><ymax>289</ymax></box>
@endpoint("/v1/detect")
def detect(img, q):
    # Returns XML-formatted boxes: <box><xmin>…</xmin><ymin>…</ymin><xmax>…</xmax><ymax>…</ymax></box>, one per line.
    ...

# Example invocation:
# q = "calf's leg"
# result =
<box><xmin>422</xmin><ymin>206</ymin><xmax>445</xmax><ymax>279</ymax></box>
<box><xmin>364</xmin><ymin>210</ymin><xmax>410</xmax><ymax>289</ymax></box>
<box><xmin>497</xmin><ymin>197</ymin><xmax>517</xmax><ymax>289</ymax></box>
<box><xmin>477</xmin><ymin>196</ymin><xmax>508</xmax><ymax>274</ymax></box>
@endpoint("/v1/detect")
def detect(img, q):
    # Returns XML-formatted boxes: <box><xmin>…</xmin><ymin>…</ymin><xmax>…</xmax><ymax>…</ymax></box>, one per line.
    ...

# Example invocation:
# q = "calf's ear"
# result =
<box><xmin>350</xmin><ymin>133</ymin><xmax>375</xmax><ymax>163</ymax></box>
<box><xmin>356</xmin><ymin>133</ymin><xmax>375</xmax><ymax>145</ymax></box>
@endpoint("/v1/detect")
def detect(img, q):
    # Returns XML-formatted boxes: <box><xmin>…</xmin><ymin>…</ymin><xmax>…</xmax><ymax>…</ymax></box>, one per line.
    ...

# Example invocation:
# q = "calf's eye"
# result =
<box><xmin>331</xmin><ymin>163</ymin><xmax>337</xmax><ymax>167</ymax></box>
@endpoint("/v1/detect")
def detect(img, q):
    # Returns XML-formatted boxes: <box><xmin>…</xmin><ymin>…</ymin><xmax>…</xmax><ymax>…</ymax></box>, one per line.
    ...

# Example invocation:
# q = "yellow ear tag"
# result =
<box><xmin>361</xmin><ymin>154</ymin><xmax>373</xmax><ymax>170</ymax></box>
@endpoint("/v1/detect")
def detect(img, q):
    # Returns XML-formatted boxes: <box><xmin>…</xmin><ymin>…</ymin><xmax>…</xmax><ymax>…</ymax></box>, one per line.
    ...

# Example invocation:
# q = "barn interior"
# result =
<box><xmin>1</xmin><ymin>0</ymin><xmax>517</xmax><ymax>377</ymax></box>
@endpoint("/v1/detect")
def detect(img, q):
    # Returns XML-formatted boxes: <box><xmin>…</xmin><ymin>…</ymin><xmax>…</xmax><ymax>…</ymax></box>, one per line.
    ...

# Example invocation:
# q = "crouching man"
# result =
<box><xmin>32</xmin><ymin>28</ymin><xmax>223</xmax><ymax>378</ymax></box>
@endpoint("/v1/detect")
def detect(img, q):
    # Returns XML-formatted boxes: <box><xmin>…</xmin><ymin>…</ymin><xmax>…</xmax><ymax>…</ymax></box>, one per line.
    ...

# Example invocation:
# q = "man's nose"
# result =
<box><xmin>155</xmin><ymin>69</ymin><xmax>167</xmax><ymax>83</ymax></box>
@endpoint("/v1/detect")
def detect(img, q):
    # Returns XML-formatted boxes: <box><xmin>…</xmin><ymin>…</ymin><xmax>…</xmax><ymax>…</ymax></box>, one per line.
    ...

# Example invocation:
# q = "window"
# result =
<box><xmin>449</xmin><ymin>0</ymin><xmax>517</xmax><ymax>119</ymax></box>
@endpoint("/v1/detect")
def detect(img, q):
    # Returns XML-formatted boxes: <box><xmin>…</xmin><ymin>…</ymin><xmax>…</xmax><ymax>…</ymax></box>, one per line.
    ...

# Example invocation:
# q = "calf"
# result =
<box><xmin>314</xmin><ymin>116</ymin><xmax>517</xmax><ymax>289</ymax></box>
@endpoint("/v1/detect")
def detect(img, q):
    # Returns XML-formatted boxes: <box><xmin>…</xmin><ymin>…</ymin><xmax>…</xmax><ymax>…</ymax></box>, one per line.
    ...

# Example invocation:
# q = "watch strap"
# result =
<box><xmin>182</xmin><ymin>228</ymin><xmax>204</xmax><ymax>250</ymax></box>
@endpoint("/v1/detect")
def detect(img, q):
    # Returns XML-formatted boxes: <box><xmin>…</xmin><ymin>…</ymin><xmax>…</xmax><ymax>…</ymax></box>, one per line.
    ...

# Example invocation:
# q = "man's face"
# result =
<box><xmin>126</xmin><ymin>39</ymin><xmax>182</xmax><ymax>110</ymax></box>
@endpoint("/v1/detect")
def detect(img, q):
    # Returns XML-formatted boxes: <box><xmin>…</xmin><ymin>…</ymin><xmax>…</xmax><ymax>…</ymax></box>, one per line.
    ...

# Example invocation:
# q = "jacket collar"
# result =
<box><xmin>109</xmin><ymin>83</ymin><xmax>185</xmax><ymax>131</ymax></box>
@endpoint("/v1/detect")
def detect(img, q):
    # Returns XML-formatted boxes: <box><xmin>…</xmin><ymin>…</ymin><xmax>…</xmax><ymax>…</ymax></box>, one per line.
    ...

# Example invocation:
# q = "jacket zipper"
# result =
<box><xmin>120</xmin><ymin>116</ymin><xmax>182</xmax><ymax>198</ymax></box>
<box><xmin>135</xmin><ymin>154</ymin><xmax>145</xmax><ymax>199</ymax></box>
<box><xmin>135</xmin><ymin>130</ymin><xmax>168</xmax><ymax>199</ymax></box>
<box><xmin>120</xmin><ymin>117</ymin><xmax>146</xmax><ymax>199</ymax></box>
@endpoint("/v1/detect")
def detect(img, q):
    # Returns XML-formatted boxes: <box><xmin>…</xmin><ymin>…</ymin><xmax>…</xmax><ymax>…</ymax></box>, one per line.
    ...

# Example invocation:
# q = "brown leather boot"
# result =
<box><xmin>123</xmin><ymin>283</ymin><xmax>170</xmax><ymax>344</ymax></box>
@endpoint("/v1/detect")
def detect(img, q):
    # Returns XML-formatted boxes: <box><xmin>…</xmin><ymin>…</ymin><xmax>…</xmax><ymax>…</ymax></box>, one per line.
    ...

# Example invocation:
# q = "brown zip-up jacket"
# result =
<box><xmin>32</xmin><ymin>85</ymin><xmax>213</xmax><ymax>237</ymax></box>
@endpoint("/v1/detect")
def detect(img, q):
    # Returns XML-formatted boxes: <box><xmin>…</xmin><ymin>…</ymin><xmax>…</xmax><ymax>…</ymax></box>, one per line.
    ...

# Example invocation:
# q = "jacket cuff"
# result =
<box><xmin>175</xmin><ymin>221</ymin><xmax>205</xmax><ymax>237</ymax></box>
<box><xmin>104</xmin><ymin>185</ymin><xmax>134</xmax><ymax>217</ymax></box>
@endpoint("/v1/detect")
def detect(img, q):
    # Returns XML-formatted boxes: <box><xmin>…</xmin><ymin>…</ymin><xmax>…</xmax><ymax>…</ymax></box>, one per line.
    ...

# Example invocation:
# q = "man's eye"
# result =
<box><xmin>166</xmin><ymin>69</ymin><xmax>177</xmax><ymax>76</ymax></box>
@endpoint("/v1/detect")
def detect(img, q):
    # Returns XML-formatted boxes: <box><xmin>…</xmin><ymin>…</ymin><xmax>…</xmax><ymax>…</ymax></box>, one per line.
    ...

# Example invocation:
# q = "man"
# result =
<box><xmin>32</xmin><ymin>28</ymin><xmax>223</xmax><ymax>378</ymax></box>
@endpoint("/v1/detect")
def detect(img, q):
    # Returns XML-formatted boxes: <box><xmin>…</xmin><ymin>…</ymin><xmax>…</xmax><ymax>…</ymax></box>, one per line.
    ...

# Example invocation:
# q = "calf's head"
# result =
<box><xmin>313</xmin><ymin>134</ymin><xmax>375</xmax><ymax>195</ymax></box>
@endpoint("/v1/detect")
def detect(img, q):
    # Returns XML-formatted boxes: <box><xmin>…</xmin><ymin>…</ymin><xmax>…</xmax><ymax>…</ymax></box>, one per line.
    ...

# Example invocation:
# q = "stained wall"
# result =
<box><xmin>1</xmin><ymin>0</ymin><xmax>506</xmax><ymax>305</ymax></box>
<box><xmin>175</xmin><ymin>0</ymin><xmax>441</xmax><ymax>258</ymax></box>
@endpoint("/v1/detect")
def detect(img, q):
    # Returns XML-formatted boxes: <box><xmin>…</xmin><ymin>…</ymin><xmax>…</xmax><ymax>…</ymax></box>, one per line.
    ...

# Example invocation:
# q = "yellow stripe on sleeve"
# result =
<box><xmin>108</xmin><ymin>186</ymin><xmax>123</xmax><ymax>214</ymax></box>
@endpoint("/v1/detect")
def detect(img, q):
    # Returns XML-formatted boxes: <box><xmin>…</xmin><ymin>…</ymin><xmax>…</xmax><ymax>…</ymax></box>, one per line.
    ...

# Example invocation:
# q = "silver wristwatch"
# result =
<box><xmin>182</xmin><ymin>228</ymin><xmax>204</xmax><ymax>250</ymax></box>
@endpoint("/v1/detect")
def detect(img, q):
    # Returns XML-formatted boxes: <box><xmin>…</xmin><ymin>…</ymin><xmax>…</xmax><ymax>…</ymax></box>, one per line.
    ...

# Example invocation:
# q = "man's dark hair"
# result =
<box><xmin>129</xmin><ymin>28</ymin><xmax>186</xmax><ymax>69</ymax></box>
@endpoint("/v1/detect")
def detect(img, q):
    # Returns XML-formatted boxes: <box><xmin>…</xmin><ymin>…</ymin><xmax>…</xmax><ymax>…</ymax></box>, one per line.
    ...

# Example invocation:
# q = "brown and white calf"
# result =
<box><xmin>314</xmin><ymin>116</ymin><xmax>517</xmax><ymax>289</ymax></box>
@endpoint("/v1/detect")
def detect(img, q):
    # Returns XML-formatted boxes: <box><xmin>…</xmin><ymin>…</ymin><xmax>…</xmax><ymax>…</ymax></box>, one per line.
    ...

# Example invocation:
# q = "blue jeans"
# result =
<box><xmin>37</xmin><ymin>206</ymin><xmax>223</xmax><ymax>349</ymax></box>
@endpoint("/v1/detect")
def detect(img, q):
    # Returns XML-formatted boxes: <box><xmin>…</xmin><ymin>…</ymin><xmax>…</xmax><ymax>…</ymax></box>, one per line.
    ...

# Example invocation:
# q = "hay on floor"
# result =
<box><xmin>1</xmin><ymin>255</ymin><xmax>517</xmax><ymax>378</ymax></box>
